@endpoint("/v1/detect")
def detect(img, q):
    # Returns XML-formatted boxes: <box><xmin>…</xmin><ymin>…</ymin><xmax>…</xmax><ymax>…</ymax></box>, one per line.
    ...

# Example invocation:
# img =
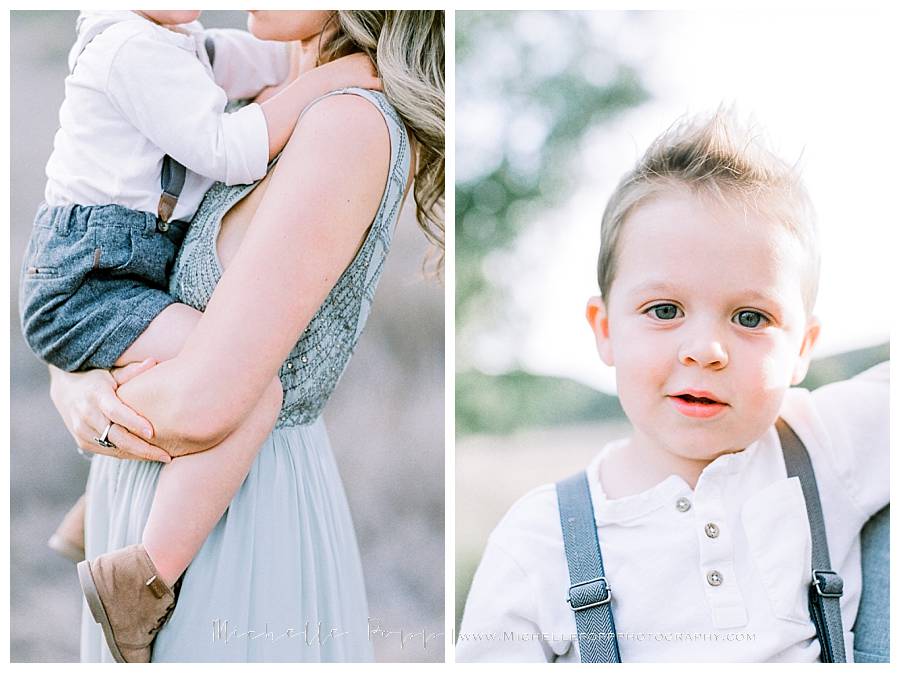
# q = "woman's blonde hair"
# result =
<box><xmin>598</xmin><ymin>109</ymin><xmax>819</xmax><ymax>313</ymax></box>
<box><xmin>319</xmin><ymin>11</ymin><xmax>445</xmax><ymax>272</ymax></box>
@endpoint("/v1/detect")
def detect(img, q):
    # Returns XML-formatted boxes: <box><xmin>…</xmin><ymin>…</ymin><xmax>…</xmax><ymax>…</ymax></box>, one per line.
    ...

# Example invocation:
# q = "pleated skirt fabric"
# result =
<box><xmin>80</xmin><ymin>417</ymin><xmax>374</xmax><ymax>662</ymax></box>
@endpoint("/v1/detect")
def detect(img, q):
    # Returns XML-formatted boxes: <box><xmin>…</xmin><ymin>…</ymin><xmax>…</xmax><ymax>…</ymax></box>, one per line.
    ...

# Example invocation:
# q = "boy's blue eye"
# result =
<box><xmin>648</xmin><ymin>304</ymin><xmax>681</xmax><ymax>320</ymax></box>
<box><xmin>734</xmin><ymin>310</ymin><xmax>768</xmax><ymax>328</ymax></box>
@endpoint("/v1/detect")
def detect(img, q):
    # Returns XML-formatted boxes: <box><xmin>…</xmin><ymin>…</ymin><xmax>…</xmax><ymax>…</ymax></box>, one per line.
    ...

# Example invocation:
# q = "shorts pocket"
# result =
<box><xmin>21</xmin><ymin>223</ymin><xmax>93</xmax><ymax>281</ymax></box>
<box><xmin>96</xmin><ymin>224</ymin><xmax>174</xmax><ymax>288</ymax></box>
<box><xmin>741</xmin><ymin>477</ymin><xmax>812</xmax><ymax>625</ymax></box>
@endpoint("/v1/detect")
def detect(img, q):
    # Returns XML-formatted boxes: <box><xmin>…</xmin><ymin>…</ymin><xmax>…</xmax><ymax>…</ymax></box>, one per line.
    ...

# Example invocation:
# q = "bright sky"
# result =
<box><xmin>467</xmin><ymin>11</ymin><xmax>897</xmax><ymax>394</ymax></box>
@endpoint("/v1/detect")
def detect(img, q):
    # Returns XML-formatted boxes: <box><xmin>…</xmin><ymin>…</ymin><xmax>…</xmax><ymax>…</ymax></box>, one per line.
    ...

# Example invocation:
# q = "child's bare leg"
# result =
<box><xmin>112</xmin><ymin>303</ymin><xmax>283</xmax><ymax>587</ymax></box>
<box><xmin>115</xmin><ymin>302</ymin><xmax>201</xmax><ymax>365</ymax></box>
<box><xmin>53</xmin><ymin>304</ymin><xmax>201</xmax><ymax>564</ymax></box>
<box><xmin>141</xmin><ymin>377</ymin><xmax>283</xmax><ymax>588</ymax></box>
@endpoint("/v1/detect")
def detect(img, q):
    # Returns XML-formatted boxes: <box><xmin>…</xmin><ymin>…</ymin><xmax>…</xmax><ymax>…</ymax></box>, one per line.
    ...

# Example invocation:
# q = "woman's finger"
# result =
<box><xmin>96</xmin><ymin>387</ymin><xmax>154</xmax><ymax>440</ymax></box>
<box><xmin>111</xmin><ymin>358</ymin><xmax>157</xmax><ymax>387</ymax></box>
<box><xmin>106</xmin><ymin>424</ymin><xmax>171</xmax><ymax>464</ymax></box>
<box><xmin>73</xmin><ymin>427</ymin><xmax>115</xmax><ymax>459</ymax></box>
<box><xmin>71</xmin><ymin>410</ymin><xmax>116</xmax><ymax>457</ymax></box>
<box><xmin>71</xmin><ymin>418</ymin><xmax>101</xmax><ymax>455</ymax></box>
<box><xmin>72</xmin><ymin>405</ymin><xmax>103</xmax><ymax>440</ymax></box>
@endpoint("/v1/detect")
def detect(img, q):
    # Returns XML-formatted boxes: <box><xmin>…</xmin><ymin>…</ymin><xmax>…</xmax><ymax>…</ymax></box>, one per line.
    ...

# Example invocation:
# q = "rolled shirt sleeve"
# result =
<box><xmin>105</xmin><ymin>30</ymin><xmax>268</xmax><ymax>186</ymax></box>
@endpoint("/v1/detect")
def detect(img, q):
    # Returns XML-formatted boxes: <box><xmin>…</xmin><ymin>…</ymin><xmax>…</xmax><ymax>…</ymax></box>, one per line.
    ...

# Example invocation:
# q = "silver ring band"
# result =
<box><xmin>93</xmin><ymin>421</ymin><xmax>116</xmax><ymax>449</ymax></box>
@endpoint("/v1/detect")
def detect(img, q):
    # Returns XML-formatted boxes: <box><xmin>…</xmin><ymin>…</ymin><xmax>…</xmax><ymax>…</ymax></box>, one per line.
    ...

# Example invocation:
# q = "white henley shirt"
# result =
<box><xmin>44</xmin><ymin>11</ymin><xmax>289</xmax><ymax>222</ymax></box>
<box><xmin>457</xmin><ymin>362</ymin><xmax>889</xmax><ymax>662</ymax></box>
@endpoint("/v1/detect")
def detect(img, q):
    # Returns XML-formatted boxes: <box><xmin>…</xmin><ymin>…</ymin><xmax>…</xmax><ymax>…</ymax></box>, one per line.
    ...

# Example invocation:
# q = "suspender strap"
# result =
<box><xmin>157</xmin><ymin>156</ymin><xmax>186</xmax><ymax>224</ymax></box>
<box><xmin>776</xmin><ymin>418</ymin><xmax>847</xmax><ymax>663</ymax></box>
<box><xmin>204</xmin><ymin>35</ymin><xmax>216</xmax><ymax>68</ymax></box>
<box><xmin>556</xmin><ymin>472</ymin><xmax>621</xmax><ymax>663</ymax></box>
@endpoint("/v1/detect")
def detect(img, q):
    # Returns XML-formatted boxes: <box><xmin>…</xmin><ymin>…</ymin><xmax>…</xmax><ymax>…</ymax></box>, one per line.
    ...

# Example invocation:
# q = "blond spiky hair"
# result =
<box><xmin>597</xmin><ymin>109</ymin><xmax>819</xmax><ymax>313</ymax></box>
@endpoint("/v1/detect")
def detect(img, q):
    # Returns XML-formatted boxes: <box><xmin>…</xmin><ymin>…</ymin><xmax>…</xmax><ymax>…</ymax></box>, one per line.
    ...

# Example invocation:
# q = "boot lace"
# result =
<box><xmin>148</xmin><ymin>602</ymin><xmax>176</xmax><ymax>636</ymax></box>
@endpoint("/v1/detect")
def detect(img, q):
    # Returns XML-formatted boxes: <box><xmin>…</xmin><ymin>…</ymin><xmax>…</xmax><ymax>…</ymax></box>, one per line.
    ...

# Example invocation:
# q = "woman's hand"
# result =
<box><xmin>48</xmin><ymin>359</ymin><xmax>172</xmax><ymax>463</ymax></box>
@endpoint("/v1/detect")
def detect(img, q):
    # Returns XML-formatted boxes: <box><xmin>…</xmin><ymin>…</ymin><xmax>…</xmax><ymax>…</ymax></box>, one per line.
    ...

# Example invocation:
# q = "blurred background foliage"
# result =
<box><xmin>456</xmin><ymin>10</ymin><xmax>646</xmax><ymax>371</ymax></box>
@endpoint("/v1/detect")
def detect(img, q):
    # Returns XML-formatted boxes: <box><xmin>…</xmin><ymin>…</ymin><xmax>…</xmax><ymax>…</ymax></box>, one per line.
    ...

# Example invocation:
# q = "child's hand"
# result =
<box><xmin>260</xmin><ymin>51</ymin><xmax>382</xmax><ymax>161</ymax></box>
<box><xmin>319</xmin><ymin>52</ymin><xmax>382</xmax><ymax>92</ymax></box>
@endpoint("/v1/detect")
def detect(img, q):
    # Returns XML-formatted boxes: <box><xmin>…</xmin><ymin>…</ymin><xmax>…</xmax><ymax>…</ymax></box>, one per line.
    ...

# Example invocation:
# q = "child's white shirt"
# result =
<box><xmin>44</xmin><ymin>11</ymin><xmax>290</xmax><ymax>222</ymax></box>
<box><xmin>457</xmin><ymin>362</ymin><xmax>889</xmax><ymax>663</ymax></box>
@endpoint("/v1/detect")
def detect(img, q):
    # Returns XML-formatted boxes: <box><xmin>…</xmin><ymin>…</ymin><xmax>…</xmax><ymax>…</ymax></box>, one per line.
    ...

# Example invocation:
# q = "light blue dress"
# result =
<box><xmin>80</xmin><ymin>88</ymin><xmax>410</xmax><ymax>662</ymax></box>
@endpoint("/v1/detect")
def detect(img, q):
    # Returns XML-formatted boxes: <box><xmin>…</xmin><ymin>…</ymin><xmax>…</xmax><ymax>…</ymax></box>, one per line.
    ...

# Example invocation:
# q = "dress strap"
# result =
<box><xmin>295</xmin><ymin>87</ymin><xmax>409</xmax><ymax>181</ymax></box>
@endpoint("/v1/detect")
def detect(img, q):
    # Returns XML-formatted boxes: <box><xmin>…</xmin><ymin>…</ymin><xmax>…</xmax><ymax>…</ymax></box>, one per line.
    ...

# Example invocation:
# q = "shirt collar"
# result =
<box><xmin>587</xmin><ymin>434</ymin><xmax>766</xmax><ymax>524</ymax></box>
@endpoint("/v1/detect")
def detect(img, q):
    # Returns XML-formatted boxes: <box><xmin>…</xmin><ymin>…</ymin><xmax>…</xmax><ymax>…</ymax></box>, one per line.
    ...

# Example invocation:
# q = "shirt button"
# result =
<box><xmin>286</xmin><ymin>362</ymin><xmax>293</xmax><ymax>369</ymax></box>
<box><xmin>157</xmin><ymin>220</ymin><xmax>169</xmax><ymax>233</ymax></box>
<box><xmin>704</xmin><ymin>522</ymin><xmax>720</xmax><ymax>538</ymax></box>
<box><xmin>707</xmin><ymin>570</ymin><xmax>723</xmax><ymax>586</ymax></box>
<box><xmin>675</xmin><ymin>497</ymin><xmax>692</xmax><ymax>513</ymax></box>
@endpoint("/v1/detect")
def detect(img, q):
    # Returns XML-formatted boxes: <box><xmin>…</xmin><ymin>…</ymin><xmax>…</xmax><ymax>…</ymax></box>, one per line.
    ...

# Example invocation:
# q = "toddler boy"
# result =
<box><xmin>457</xmin><ymin>112</ymin><xmax>889</xmax><ymax>662</ymax></box>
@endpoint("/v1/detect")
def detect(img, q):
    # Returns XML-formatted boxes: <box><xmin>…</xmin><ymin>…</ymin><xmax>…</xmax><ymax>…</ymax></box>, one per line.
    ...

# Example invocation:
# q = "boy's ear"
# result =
<box><xmin>791</xmin><ymin>316</ymin><xmax>821</xmax><ymax>385</ymax></box>
<box><xmin>586</xmin><ymin>296</ymin><xmax>614</xmax><ymax>366</ymax></box>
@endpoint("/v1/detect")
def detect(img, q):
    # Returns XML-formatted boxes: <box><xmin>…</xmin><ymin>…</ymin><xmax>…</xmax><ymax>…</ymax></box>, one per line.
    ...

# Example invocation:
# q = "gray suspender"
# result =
<box><xmin>556</xmin><ymin>472</ymin><xmax>621</xmax><ymax>663</ymax></box>
<box><xmin>156</xmin><ymin>156</ymin><xmax>186</xmax><ymax>225</ymax></box>
<box><xmin>776</xmin><ymin>418</ymin><xmax>847</xmax><ymax>662</ymax></box>
<box><xmin>70</xmin><ymin>18</ymin><xmax>220</xmax><ymax>224</ymax></box>
<box><xmin>557</xmin><ymin>417</ymin><xmax>846</xmax><ymax>663</ymax></box>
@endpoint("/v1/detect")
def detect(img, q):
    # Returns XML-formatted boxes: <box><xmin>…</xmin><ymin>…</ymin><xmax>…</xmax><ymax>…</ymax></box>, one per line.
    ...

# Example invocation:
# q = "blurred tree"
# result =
<box><xmin>456</xmin><ymin>11</ymin><xmax>648</xmax><ymax>366</ymax></box>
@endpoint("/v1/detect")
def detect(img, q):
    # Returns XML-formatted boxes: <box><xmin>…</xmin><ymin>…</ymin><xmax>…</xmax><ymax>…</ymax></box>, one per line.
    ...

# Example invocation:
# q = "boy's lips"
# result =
<box><xmin>667</xmin><ymin>389</ymin><xmax>729</xmax><ymax>419</ymax></box>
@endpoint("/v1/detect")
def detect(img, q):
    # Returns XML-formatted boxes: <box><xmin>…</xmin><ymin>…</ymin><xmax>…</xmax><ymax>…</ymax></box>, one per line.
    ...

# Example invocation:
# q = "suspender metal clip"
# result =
<box><xmin>567</xmin><ymin>576</ymin><xmax>612</xmax><ymax>611</ymax></box>
<box><xmin>812</xmin><ymin>569</ymin><xmax>844</xmax><ymax>598</ymax></box>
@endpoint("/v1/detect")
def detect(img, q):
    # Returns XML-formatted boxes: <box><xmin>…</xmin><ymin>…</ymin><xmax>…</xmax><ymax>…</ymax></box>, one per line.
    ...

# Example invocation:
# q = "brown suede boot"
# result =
<box><xmin>77</xmin><ymin>544</ymin><xmax>176</xmax><ymax>663</ymax></box>
<box><xmin>48</xmin><ymin>493</ymin><xmax>86</xmax><ymax>563</ymax></box>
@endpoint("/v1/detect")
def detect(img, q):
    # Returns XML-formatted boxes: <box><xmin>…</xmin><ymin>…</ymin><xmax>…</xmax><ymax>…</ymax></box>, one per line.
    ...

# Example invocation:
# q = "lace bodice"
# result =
<box><xmin>169</xmin><ymin>88</ymin><xmax>410</xmax><ymax>427</ymax></box>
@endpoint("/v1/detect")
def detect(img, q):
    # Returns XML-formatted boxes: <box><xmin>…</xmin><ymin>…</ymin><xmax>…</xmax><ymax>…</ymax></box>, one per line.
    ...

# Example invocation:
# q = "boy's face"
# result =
<box><xmin>587</xmin><ymin>188</ymin><xmax>819</xmax><ymax>463</ymax></box>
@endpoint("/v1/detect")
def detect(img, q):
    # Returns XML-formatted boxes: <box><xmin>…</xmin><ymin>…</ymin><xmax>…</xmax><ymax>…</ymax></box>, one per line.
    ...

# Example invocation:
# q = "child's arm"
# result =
<box><xmin>105</xmin><ymin>34</ymin><xmax>378</xmax><ymax>186</ymax></box>
<box><xmin>802</xmin><ymin>361</ymin><xmax>889</xmax><ymax>518</ymax></box>
<box><xmin>202</xmin><ymin>28</ymin><xmax>290</xmax><ymax>101</ymax></box>
<box><xmin>257</xmin><ymin>53</ymin><xmax>380</xmax><ymax>162</ymax></box>
<box><xmin>201</xmin><ymin>29</ymin><xmax>383</xmax><ymax>159</ymax></box>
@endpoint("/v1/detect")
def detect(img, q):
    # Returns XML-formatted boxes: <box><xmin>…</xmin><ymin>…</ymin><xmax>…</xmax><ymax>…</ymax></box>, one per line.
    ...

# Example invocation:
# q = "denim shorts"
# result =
<box><xmin>19</xmin><ymin>203</ymin><xmax>189</xmax><ymax>371</ymax></box>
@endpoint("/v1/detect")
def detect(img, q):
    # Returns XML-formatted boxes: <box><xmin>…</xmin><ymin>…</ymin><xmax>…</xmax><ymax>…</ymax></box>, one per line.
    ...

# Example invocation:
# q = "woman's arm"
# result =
<box><xmin>115</xmin><ymin>93</ymin><xmax>391</xmax><ymax>456</ymax></box>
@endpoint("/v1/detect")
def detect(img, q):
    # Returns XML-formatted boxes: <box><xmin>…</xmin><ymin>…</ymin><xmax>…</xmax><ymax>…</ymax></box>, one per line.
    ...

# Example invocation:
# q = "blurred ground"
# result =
<box><xmin>9</xmin><ymin>11</ymin><xmax>444</xmax><ymax>663</ymax></box>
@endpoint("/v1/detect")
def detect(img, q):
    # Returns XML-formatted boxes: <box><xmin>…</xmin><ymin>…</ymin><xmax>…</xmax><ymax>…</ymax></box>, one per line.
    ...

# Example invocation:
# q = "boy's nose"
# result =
<box><xmin>678</xmin><ymin>338</ymin><xmax>729</xmax><ymax>369</ymax></box>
